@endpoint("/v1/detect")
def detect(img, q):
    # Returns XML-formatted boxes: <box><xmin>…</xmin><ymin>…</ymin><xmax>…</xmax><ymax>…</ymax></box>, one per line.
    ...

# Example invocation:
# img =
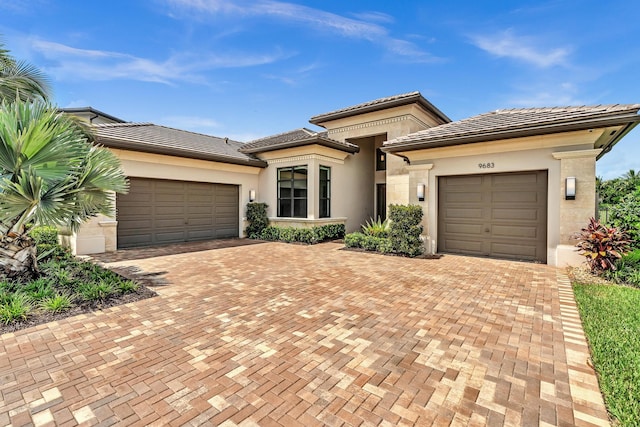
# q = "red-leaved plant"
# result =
<box><xmin>575</xmin><ymin>217</ymin><xmax>630</xmax><ymax>273</ymax></box>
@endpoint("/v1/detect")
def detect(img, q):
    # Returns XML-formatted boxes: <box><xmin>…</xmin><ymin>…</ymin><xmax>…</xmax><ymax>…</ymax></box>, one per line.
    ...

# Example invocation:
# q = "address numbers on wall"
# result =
<box><xmin>478</xmin><ymin>162</ymin><xmax>495</xmax><ymax>169</ymax></box>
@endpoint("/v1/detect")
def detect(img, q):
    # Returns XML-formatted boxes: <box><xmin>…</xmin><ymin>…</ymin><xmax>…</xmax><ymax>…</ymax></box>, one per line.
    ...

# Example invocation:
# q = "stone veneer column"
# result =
<box><xmin>552</xmin><ymin>149</ymin><xmax>601</xmax><ymax>266</ymax></box>
<box><xmin>407</xmin><ymin>164</ymin><xmax>434</xmax><ymax>253</ymax></box>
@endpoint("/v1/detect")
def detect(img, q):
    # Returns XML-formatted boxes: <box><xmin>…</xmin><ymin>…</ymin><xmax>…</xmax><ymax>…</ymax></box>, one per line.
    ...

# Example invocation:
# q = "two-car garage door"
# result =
<box><xmin>438</xmin><ymin>171</ymin><xmax>547</xmax><ymax>262</ymax></box>
<box><xmin>116</xmin><ymin>178</ymin><xmax>239</xmax><ymax>249</ymax></box>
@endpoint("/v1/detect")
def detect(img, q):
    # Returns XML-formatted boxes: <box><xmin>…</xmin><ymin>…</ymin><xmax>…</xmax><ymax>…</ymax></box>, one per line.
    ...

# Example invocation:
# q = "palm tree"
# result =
<box><xmin>0</xmin><ymin>100</ymin><xmax>128</xmax><ymax>280</ymax></box>
<box><xmin>0</xmin><ymin>42</ymin><xmax>51</xmax><ymax>102</ymax></box>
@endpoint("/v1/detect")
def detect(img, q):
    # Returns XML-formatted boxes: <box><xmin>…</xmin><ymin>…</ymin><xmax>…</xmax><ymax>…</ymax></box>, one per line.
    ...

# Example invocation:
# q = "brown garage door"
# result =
<box><xmin>438</xmin><ymin>171</ymin><xmax>547</xmax><ymax>262</ymax></box>
<box><xmin>116</xmin><ymin>178</ymin><xmax>239</xmax><ymax>249</ymax></box>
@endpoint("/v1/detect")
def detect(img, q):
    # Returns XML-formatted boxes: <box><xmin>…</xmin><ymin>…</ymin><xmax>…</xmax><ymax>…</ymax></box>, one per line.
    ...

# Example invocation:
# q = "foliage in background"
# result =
<box><xmin>573</xmin><ymin>283</ymin><xmax>640</xmax><ymax>425</ymax></box>
<box><xmin>245</xmin><ymin>202</ymin><xmax>269</xmax><ymax>238</ymax></box>
<box><xmin>603</xmin><ymin>249</ymin><xmax>640</xmax><ymax>287</ymax></box>
<box><xmin>575</xmin><ymin>218</ymin><xmax>630</xmax><ymax>273</ymax></box>
<box><xmin>607</xmin><ymin>190</ymin><xmax>640</xmax><ymax>249</ymax></box>
<box><xmin>388</xmin><ymin>204</ymin><xmax>424</xmax><ymax>257</ymax></box>
<box><xmin>253</xmin><ymin>223</ymin><xmax>345</xmax><ymax>244</ymax></box>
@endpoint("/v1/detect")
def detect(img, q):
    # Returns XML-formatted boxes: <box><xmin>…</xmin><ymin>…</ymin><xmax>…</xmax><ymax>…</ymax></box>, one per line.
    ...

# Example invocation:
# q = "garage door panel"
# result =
<box><xmin>445</xmin><ymin>192</ymin><xmax>483</xmax><ymax>202</ymax></box>
<box><xmin>444</xmin><ymin>239</ymin><xmax>484</xmax><ymax>253</ymax></box>
<box><xmin>117</xmin><ymin>178</ymin><xmax>239</xmax><ymax>249</ymax></box>
<box><xmin>492</xmin><ymin>208</ymin><xmax>539</xmax><ymax>221</ymax></box>
<box><xmin>491</xmin><ymin>242</ymin><xmax>537</xmax><ymax>258</ymax></box>
<box><xmin>445</xmin><ymin>176</ymin><xmax>483</xmax><ymax>186</ymax></box>
<box><xmin>446</xmin><ymin>208</ymin><xmax>483</xmax><ymax>219</ymax></box>
<box><xmin>492</xmin><ymin>191</ymin><xmax>539</xmax><ymax>203</ymax></box>
<box><xmin>439</xmin><ymin>171</ymin><xmax>547</xmax><ymax>262</ymax></box>
<box><xmin>444</xmin><ymin>222</ymin><xmax>484</xmax><ymax>235</ymax></box>
<box><xmin>492</xmin><ymin>225</ymin><xmax>539</xmax><ymax>238</ymax></box>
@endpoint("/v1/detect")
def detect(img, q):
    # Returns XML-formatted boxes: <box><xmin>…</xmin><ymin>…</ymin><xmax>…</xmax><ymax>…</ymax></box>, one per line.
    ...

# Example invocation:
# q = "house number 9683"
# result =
<box><xmin>478</xmin><ymin>162</ymin><xmax>495</xmax><ymax>169</ymax></box>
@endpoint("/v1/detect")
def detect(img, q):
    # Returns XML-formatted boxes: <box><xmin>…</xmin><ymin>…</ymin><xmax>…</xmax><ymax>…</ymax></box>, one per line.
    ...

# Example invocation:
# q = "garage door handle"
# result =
<box><xmin>485</xmin><ymin>228</ymin><xmax>490</xmax><ymax>232</ymax></box>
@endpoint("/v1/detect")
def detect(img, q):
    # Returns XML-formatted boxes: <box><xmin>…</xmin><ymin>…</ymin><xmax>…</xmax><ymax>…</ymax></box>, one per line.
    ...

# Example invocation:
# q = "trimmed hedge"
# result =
<box><xmin>388</xmin><ymin>204</ymin><xmax>424</xmax><ymax>257</ymax></box>
<box><xmin>245</xmin><ymin>203</ymin><xmax>269</xmax><ymax>238</ymax></box>
<box><xmin>254</xmin><ymin>223</ymin><xmax>345</xmax><ymax>244</ymax></box>
<box><xmin>345</xmin><ymin>204</ymin><xmax>424</xmax><ymax>257</ymax></box>
<box><xmin>28</xmin><ymin>226</ymin><xmax>72</xmax><ymax>262</ymax></box>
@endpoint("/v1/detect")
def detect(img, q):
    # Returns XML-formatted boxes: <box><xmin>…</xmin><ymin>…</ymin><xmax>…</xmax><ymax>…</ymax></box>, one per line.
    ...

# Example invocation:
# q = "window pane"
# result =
<box><xmin>278</xmin><ymin>168</ymin><xmax>292</xmax><ymax>180</ymax></box>
<box><xmin>293</xmin><ymin>199</ymin><xmax>307</xmax><ymax>217</ymax></box>
<box><xmin>294</xmin><ymin>166</ymin><xmax>307</xmax><ymax>176</ymax></box>
<box><xmin>293</xmin><ymin>179</ymin><xmax>307</xmax><ymax>189</ymax></box>
<box><xmin>320</xmin><ymin>166</ymin><xmax>330</xmax><ymax>181</ymax></box>
<box><xmin>279</xmin><ymin>198</ymin><xmax>291</xmax><ymax>217</ymax></box>
<box><xmin>293</xmin><ymin>188</ymin><xmax>307</xmax><ymax>198</ymax></box>
<box><xmin>319</xmin><ymin>199</ymin><xmax>330</xmax><ymax>218</ymax></box>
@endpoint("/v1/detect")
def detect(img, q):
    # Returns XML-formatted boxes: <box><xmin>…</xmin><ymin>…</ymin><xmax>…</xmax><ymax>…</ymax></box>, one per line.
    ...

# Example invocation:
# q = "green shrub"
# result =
<box><xmin>575</xmin><ymin>217</ymin><xmax>630</xmax><ymax>274</ymax></box>
<box><xmin>40</xmin><ymin>293</ymin><xmax>73</xmax><ymax>313</ymax></box>
<box><xmin>608</xmin><ymin>190</ymin><xmax>640</xmax><ymax>249</ymax></box>
<box><xmin>388</xmin><ymin>204</ymin><xmax>424</xmax><ymax>257</ymax></box>
<box><xmin>78</xmin><ymin>281</ymin><xmax>114</xmax><ymax>302</ymax></box>
<box><xmin>345</xmin><ymin>232</ymin><xmax>366</xmax><ymax>248</ymax></box>
<box><xmin>604</xmin><ymin>249</ymin><xmax>640</xmax><ymax>287</ymax></box>
<box><xmin>0</xmin><ymin>294</ymin><xmax>32</xmax><ymax>324</ymax></box>
<box><xmin>21</xmin><ymin>278</ymin><xmax>55</xmax><ymax>301</ymax></box>
<box><xmin>36</xmin><ymin>243</ymin><xmax>72</xmax><ymax>262</ymax></box>
<box><xmin>362</xmin><ymin>235</ymin><xmax>387</xmax><ymax>251</ymax></box>
<box><xmin>259</xmin><ymin>226</ymin><xmax>281</xmax><ymax>241</ymax></box>
<box><xmin>317</xmin><ymin>224</ymin><xmax>345</xmax><ymax>240</ymax></box>
<box><xmin>246</xmin><ymin>202</ymin><xmax>269</xmax><ymax>238</ymax></box>
<box><xmin>28</xmin><ymin>225</ymin><xmax>59</xmax><ymax>245</ymax></box>
<box><xmin>362</xmin><ymin>217</ymin><xmax>389</xmax><ymax>238</ymax></box>
<box><xmin>116</xmin><ymin>280</ymin><xmax>139</xmax><ymax>293</ymax></box>
<box><xmin>295</xmin><ymin>228</ymin><xmax>316</xmax><ymax>244</ymax></box>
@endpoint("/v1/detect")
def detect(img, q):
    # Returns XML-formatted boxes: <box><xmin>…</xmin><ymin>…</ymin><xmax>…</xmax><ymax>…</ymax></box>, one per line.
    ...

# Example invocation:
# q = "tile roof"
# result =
<box><xmin>239</xmin><ymin>128</ymin><xmax>359</xmax><ymax>154</ymax></box>
<box><xmin>61</xmin><ymin>107</ymin><xmax>126</xmax><ymax>123</ymax></box>
<box><xmin>309</xmin><ymin>91</ymin><xmax>450</xmax><ymax>125</ymax></box>
<box><xmin>384</xmin><ymin>104</ymin><xmax>640</xmax><ymax>152</ymax></box>
<box><xmin>93</xmin><ymin>122</ymin><xmax>266</xmax><ymax>167</ymax></box>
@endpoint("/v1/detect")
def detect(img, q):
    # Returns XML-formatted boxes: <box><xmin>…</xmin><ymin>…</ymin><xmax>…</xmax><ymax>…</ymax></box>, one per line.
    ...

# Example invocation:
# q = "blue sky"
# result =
<box><xmin>1</xmin><ymin>0</ymin><xmax>639</xmax><ymax>179</ymax></box>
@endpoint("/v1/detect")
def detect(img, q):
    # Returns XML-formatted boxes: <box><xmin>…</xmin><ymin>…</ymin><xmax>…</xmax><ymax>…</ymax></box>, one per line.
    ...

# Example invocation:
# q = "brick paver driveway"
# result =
<box><xmin>1</xmin><ymin>241</ymin><xmax>609</xmax><ymax>426</ymax></box>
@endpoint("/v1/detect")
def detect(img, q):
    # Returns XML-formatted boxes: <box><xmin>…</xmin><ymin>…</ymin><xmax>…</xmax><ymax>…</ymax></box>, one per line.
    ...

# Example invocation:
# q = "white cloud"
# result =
<box><xmin>27</xmin><ymin>38</ymin><xmax>289</xmax><ymax>84</ymax></box>
<box><xmin>471</xmin><ymin>29</ymin><xmax>570</xmax><ymax>68</ymax></box>
<box><xmin>165</xmin><ymin>0</ymin><xmax>442</xmax><ymax>63</ymax></box>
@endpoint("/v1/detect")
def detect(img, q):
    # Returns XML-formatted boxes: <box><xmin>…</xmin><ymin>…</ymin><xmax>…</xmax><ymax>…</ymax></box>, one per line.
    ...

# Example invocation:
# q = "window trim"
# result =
<box><xmin>277</xmin><ymin>165</ymin><xmax>308</xmax><ymax>218</ymax></box>
<box><xmin>319</xmin><ymin>165</ymin><xmax>331</xmax><ymax>218</ymax></box>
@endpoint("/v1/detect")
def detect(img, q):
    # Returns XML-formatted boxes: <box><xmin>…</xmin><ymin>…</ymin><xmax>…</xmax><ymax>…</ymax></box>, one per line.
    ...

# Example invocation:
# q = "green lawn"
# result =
<box><xmin>573</xmin><ymin>283</ymin><xmax>640</xmax><ymax>425</ymax></box>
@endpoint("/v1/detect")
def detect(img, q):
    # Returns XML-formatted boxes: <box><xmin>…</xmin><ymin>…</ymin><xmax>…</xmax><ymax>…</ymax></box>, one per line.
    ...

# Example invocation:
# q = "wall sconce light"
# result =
<box><xmin>417</xmin><ymin>183</ymin><xmax>425</xmax><ymax>202</ymax></box>
<box><xmin>249</xmin><ymin>189</ymin><xmax>256</xmax><ymax>202</ymax></box>
<box><xmin>565</xmin><ymin>177</ymin><xmax>576</xmax><ymax>200</ymax></box>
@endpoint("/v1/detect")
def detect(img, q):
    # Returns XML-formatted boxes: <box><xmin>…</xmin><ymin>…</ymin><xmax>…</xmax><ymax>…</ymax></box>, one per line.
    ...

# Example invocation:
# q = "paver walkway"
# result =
<box><xmin>1</xmin><ymin>241</ymin><xmax>609</xmax><ymax>426</ymax></box>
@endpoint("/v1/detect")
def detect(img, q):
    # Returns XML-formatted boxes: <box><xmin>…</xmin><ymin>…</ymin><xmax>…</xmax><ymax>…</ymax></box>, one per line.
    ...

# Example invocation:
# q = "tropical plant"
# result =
<box><xmin>0</xmin><ymin>101</ymin><xmax>128</xmax><ymax>280</ymax></box>
<box><xmin>575</xmin><ymin>218</ymin><xmax>630</xmax><ymax>273</ymax></box>
<box><xmin>0</xmin><ymin>293</ymin><xmax>32</xmax><ymax>324</ymax></box>
<box><xmin>40</xmin><ymin>293</ymin><xmax>73</xmax><ymax>313</ymax></box>
<box><xmin>362</xmin><ymin>217</ymin><xmax>390</xmax><ymax>238</ymax></box>
<box><xmin>0</xmin><ymin>42</ymin><xmax>51</xmax><ymax>102</ymax></box>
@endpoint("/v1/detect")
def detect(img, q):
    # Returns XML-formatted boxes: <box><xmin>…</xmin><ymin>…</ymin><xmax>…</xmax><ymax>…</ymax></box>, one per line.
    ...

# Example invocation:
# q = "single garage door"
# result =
<box><xmin>438</xmin><ymin>170</ymin><xmax>547</xmax><ymax>262</ymax></box>
<box><xmin>117</xmin><ymin>178</ymin><xmax>239</xmax><ymax>249</ymax></box>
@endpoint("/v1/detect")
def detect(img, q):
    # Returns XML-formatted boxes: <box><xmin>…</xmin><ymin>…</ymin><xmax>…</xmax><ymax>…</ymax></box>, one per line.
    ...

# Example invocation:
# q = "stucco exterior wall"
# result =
<box><xmin>73</xmin><ymin>149</ymin><xmax>261</xmax><ymax>255</ymax></box>
<box><xmin>255</xmin><ymin>145</ymin><xmax>354</xmax><ymax>229</ymax></box>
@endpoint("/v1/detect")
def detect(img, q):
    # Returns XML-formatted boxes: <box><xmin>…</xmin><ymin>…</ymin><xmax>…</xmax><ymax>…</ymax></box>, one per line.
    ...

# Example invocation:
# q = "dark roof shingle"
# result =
<box><xmin>384</xmin><ymin>104</ymin><xmax>640</xmax><ymax>152</ymax></box>
<box><xmin>309</xmin><ymin>91</ymin><xmax>450</xmax><ymax>125</ymax></box>
<box><xmin>239</xmin><ymin>128</ymin><xmax>359</xmax><ymax>154</ymax></box>
<box><xmin>93</xmin><ymin>122</ymin><xmax>266</xmax><ymax>167</ymax></box>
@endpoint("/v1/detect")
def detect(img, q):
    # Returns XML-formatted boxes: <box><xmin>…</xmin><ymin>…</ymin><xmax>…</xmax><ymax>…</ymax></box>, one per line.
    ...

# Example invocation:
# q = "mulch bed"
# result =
<box><xmin>0</xmin><ymin>265</ymin><xmax>161</xmax><ymax>335</ymax></box>
<box><xmin>340</xmin><ymin>246</ymin><xmax>443</xmax><ymax>259</ymax></box>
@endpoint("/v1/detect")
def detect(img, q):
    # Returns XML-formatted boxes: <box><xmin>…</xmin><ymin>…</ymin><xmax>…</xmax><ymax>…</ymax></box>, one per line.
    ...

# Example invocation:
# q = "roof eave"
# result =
<box><xmin>239</xmin><ymin>137</ymin><xmax>359</xmax><ymax>154</ymax></box>
<box><xmin>97</xmin><ymin>137</ymin><xmax>267</xmax><ymax>168</ymax></box>
<box><xmin>309</xmin><ymin>93</ymin><xmax>450</xmax><ymax>126</ymax></box>
<box><xmin>383</xmin><ymin>113</ymin><xmax>640</xmax><ymax>153</ymax></box>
